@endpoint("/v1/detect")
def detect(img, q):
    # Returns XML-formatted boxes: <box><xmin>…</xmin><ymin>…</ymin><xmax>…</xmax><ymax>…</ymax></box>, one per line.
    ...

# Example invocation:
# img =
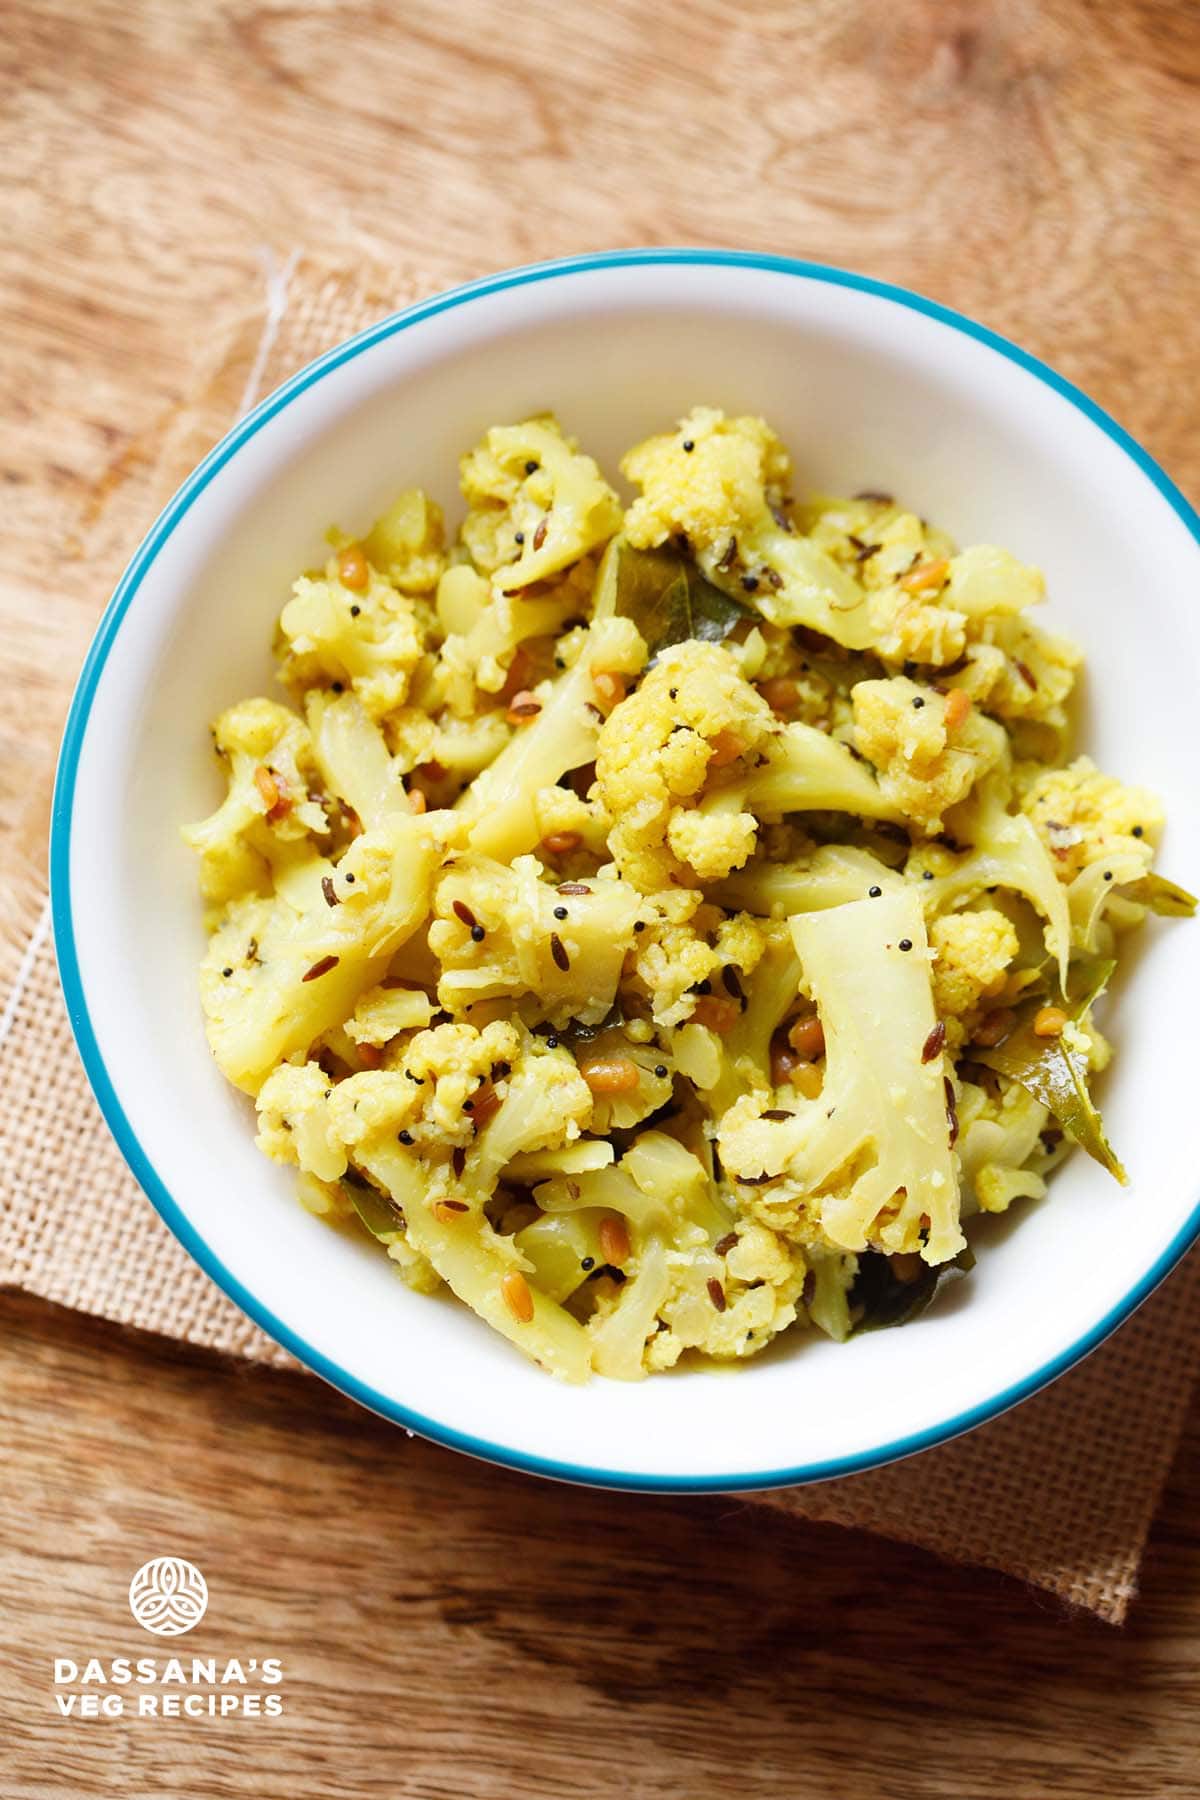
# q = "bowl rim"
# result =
<box><xmin>49</xmin><ymin>246</ymin><xmax>1200</xmax><ymax>1492</ymax></box>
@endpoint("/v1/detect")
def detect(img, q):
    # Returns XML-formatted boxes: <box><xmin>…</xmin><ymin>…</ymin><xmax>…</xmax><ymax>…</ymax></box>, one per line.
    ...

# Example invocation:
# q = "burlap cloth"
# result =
<box><xmin>3</xmin><ymin>252</ymin><xmax>1197</xmax><ymax>1625</ymax></box>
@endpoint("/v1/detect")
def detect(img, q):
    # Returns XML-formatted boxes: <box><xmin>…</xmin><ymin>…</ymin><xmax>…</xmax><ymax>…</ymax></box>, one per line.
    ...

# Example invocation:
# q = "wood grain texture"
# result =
<box><xmin>2</xmin><ymin>0</ymin><xmax>1200</xmax><ymax>1792</ymax></box>
<box><xmin>3</xmin><ymin>1290</ymin><xmax>1200</xmax><ymax>1799</ymax></box>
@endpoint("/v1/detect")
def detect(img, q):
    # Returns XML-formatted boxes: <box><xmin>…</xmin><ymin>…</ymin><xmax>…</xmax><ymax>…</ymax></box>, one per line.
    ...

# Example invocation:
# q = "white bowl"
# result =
<box><xmin>52</xmin><ymin>250</ymin><xmax>1200</xmax><ymax>1490</ymax></box>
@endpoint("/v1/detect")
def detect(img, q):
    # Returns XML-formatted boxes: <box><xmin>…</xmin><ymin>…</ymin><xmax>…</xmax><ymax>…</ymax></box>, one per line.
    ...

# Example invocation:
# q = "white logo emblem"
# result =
<box><xmin>128</xmin><ymin>1558</ymin><xmax>209</xmax><ymax>1636</ymax></box>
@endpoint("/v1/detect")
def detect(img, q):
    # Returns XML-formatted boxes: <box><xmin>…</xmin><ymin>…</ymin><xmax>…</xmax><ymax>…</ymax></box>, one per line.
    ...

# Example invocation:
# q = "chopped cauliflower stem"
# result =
<box><xmin>184</xmin><ymin>406</ymin><xmax>1191</xmax><ymax>1381</ymax></box>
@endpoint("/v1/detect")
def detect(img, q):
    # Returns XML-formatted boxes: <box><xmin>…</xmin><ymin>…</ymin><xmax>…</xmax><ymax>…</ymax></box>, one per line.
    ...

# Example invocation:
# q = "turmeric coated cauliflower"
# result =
<box><xmin>852</xmin><ymin>676</ymin><xmax>1007</xmax><ymax>834</ymax></box>
<box><xmin>929</xmin><ymin>909</ymin><xmax>1019</xmax><ymax>1022</ymax></box>
<box><xmin>1021</xmin><ymin>756</ymin><xmax>1163</xmax><ymax>882</ymax></box>
<box><xmin>460</xmin><ymin>416</ymin><xmax>622</xmax><ymax>590</ymax></box>
<box><xmin>277</xmin><ymin>557</ymin><xmax>426</xmax><ymax>722</ymax></box>
<box><xmin>186</xmin><ymin>402</ymin><xmax>1187</xmax><ymax>1383</ymax></box>
<box><xmin>595</xmin><ymin>640</ymin><xmax>775</xmax><ymax>889</ymax></box>
<box><xmin>717</xmin><ymin>890</ymin><xmax>963</xmax><ymax>1264</ymax></box>
<box><xmin>622</xmin><ymin>407</ymin><xmax>876</xmax><ymax>649</ymax></box>
<box><xmin>183</xmin><ymin>697</ymin><xmax>329</xmax><ymax>912</ymax></box>
<box><xmin>429</xmin><ymin>853</ymin><xmax>640</xmax><ymax>1026</ymax></box>
<box><xmin>359</xmin><ymin>488</ymin><xmax>447</xmax><ymax>595</ymax></box>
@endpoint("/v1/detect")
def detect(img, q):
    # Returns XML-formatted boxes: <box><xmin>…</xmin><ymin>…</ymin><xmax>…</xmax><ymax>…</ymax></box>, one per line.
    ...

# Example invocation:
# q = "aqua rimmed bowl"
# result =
<box><xmin>52</xmin><ymin>250</ymin><xmax>1200</xmax><ymax>1490</ymax></box>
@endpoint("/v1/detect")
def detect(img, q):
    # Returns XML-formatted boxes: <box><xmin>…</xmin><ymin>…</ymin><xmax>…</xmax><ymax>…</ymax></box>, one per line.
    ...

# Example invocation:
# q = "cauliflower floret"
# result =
<box><xmin>666</xmin><ymin>807</ymin><xmax>759</xmax><ymax>882</ymax></box>
<box><xmin>400</xmin><ymin>1019</ymin><xmax>522</xmax><ymax>1137</ymax></box>
<box><xmin>182</xmin><ymin>698</ymin><xmax>329</xmax><ymax>911</ymax></box>
<box><xmin>957</xmin><ymin>619</ymin><xmax>1081</xmax><ymax>731</ymax></box>
<box><xmin>744</xmin><ymin>627</ymin><xmax>839</xmax><ymax>729</ymax></box>
<box><xmin>459</xmin><ymin>613</ymin><xmax>647</xmax><ymax>861</ymax></box>
<box><xmin>724</xmin><ymin>1220</ymin><xmax>800</xmax><ymax>1286</ymax></box>
<box><xmin>316</xmin><ymin>1020</ymin><xmax>523</xmax><ymax>1162</ymax></box>
<box><xmin>198</xmin><ymin>812</ymin><xmax>445</xmax><ymax>1095</ymax></box>
<box><xmin>628</xmin><ymin>1164</ymin><xmax>809</xmax><ymax>1374</ymax></box>
<box><xmin>648</xmin><ymin>1228</ymin><xmax>808</xmax><ymax>1370</ymax></box>
<box><xmin>464</xmin><ymin>1047</ymin><xmax>594</xmax><ymax>1194</ymax></box>
<box><xmin>296</xmin><ymin>1171</ymin><xmax>358</xmax><ymax>1224</ymax></box>
<box><xmin>459</xmin><ymin>416</ymin><xmax>622</xmax><ymax>589</ymax></box>
<box><xmin>702</xmin><ymin>715</ymin><xmax>902</xmax><ymax>844</ymax></box>
<box><xmin>595</xmin><ymin>640</ymin><xmax>775</xmax><ymax>890</ymax></box>
<box><xmin>304</xmin><ymin>689</ymin><xmax>416</xmax><ymax>829</ymax></box>
<box><xmin>1021</xmin><ymin>756</ymin><xmax>1163</xmax><ymax>883</ymax></box>
<box><xmin>852</xmin><ymin>517</ymin><xmax>968</xmax><ymax>668</ymax></box>
<box><xmin>956</xmin><ymin>1077</ymin><xmax>1049</xmax><ymax>1190</ymax></box>
<box><xmin>382</xmin><ymin>705</ymin><xmax>511</xmax><ymax>790</ymax></box>
<box><xmin>330</xmin><ymin>1028</ymin><xmax>587</xmax><ymax>1183</ymax></box>
<box><xmin>974</xmin><ymin>1163</ymin><xmax>1047</xmax><ymax>1214</ymax></box>
<box><xmin>630</xmin><ymin>891</ymin><xmax>722</xmax><ymax>1026</ymax></box>
<box><xmin>716</xmin><ymin>889</ymin><xmax>963</xmax><ymax>1264</ymax></box>
<box><xmin>256</xmin><ymin>1059</ymin><xmax>346</xmax><ymax>1182</ymax></box>
<box><xmin>625</xmin><ymin>890</ymin><xmax>764</xmax><ymax>1030</ymax></box>
<box><xmin>623</xmin><ymin>407</ymin><xmax>789</xmax><ymax>545</ymax></box>
<box><xmin>714</xmin><ymin>911</ymin><xmax>767</xmax><ymax>976</ymax></box>
<box><xmin>343</xmin><ymin>1070</ymin><xmax>594</xmax><ymax>1383</ymax></box>
<box><xmin>684</xmin><ymin>920</ymin><xmax>803</xmax><ymax>1114</ymax></box>
<box><xmin>945</xmin><ymin>544</ymin><xmax>1045</xmax><ymax>619</ymax></box>
<box><xmin>802</xmin><ymin>494</ymin><xmax>955</xmax><ymax>585</ymax></box>
<box><xmin>954</xmin><ymin>1074</ymin><xmax>1058</xmax><ymax>1216</ymax></box>
<box><xmin>257</xmin><ymin>1069</ymin><xmax>444</xmax><ymax>1294</ymax></box>
<box><xmin>929</xmin><ymin>909</ymin><xmax>1018</xmax><ymax>1020</ymax></box>
<box><xmin>713</xmin><ymin>842</ymin><xmax>901</xmax><ymax>920</ymax></box>
<box><xmin>852</xmin><ymin>676</ymin><xmax>1007</xmax><ymax>833</ymax></box>
<box><xmin>531</xmin><ymin>782</ymin><xmax>611</xmax><ymax>858</ymax></box>
<box><xmin>621</xmin><ymin>407</ymin><xmax>878</xmax><ymax>650</ymax></box>
<box><xmin>277</xmin><ymin>557</ymin><xmax>425</xmax><ymax>721</ymax></box>
<box><xmin>804</xmin><ymin>509</ymin><xmax>1054</xmax><ymax>678</ymax></box>
<box><xmin>429</xmin><ymin>853</ymin><xmax>640</xmax><ymax>1026</ymax></box>
<box><xmin>359</xmin><ymin>488</ymin><xmax>447</xmax><ymax>595</ymax></box>
<box><xmin>910</xmin><ymin>774</ymin><xmax>1071</xmax><ymax>985</ymax></box>
<box><xmin>345</xmin><ymin>983</ymin><xmax>434</xmax><ymax>1046</ymax></box>
<box><xmin>531</xmin><ymin>1133</ymin><xmax>798</xmax><ymax>1377</ymax></box>
<box><xmin>871</xmin><ymin>589</ymin><xmax>967</xmax><ymax>669</ymax></box>
<box><xmin>433</xmin><ymin>557</ymin><xmax>597</xmax><ymax>719</ymax></box>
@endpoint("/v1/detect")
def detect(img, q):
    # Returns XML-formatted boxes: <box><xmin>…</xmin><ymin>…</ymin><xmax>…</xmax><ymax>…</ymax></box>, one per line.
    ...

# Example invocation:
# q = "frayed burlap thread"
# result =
<box><xmin>3</xmin><ymin>250</ymin><xmax>1198</xmax><ymax>1625</ymax></box>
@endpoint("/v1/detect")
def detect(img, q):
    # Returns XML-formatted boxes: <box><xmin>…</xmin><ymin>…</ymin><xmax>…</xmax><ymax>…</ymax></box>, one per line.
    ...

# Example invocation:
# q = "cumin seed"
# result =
<box><xmin>302</xmin><ymin>954</ymin><xmax>339</xmax><ymax>982</ymax></box>
<box><xmin>945</xmin><ymin>1076</ymin><xmax>959</xmax><ymax>1149</ymax></box>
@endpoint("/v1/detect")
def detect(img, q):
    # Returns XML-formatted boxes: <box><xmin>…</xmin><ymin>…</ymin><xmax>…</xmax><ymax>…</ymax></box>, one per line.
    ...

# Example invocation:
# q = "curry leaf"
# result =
<box><xmin>603</xmin><ymin>538</ymin><xmax>754</xmax><ymax>654</ymax></box>
<box><xmin>850</xmin><ymin>1245</ymin><xmax>975</xmax><ymax>1334</ymax></box>
<box><xmin>555</xmin><ymin>999</ymin><xmax>625</xmax><ymax>1051</ymax></box>
<box><xmin>347</xmin><ymin>1180</ymin><xmax>406</xmax><ymax>1242</ymax></box>
<box><xmin>1120</xmin><ymin>872</ymin><xmax>1197</xmax><ymax>917</ymax></box>
<box><xmin>975</xmin><ymin>957</ymin><xmax>1127</xmax><ymax>1184</ymax></box>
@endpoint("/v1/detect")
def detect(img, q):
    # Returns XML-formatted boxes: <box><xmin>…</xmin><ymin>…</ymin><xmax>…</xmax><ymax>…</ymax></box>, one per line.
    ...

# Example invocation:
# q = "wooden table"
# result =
<box><xmin>4</xmin><ymin>3</ymin><xmax>1200</xmax><ymax>1793</ymax></box>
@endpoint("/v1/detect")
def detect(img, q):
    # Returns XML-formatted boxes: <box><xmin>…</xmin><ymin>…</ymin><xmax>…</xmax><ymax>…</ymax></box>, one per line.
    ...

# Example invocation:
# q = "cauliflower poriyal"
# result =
<box><xmin>185</xmin><ymin>407</ymin><xmax>1192</xmax><ymax>1382</ymax></box>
